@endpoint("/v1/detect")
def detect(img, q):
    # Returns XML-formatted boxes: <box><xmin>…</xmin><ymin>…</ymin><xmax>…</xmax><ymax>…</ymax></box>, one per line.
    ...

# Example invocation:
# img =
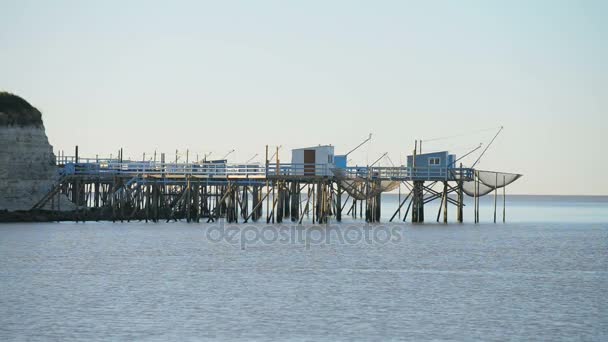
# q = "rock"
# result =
<box><xmin>0</xmin><ymin>92</ymin><xmax>76</xmax><ymax>211</ymax></box>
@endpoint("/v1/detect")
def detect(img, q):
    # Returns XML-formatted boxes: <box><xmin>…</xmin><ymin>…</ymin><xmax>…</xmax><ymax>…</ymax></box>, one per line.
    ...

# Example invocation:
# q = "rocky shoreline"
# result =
<box><xmin>0</xmin><ymin>209</ymin><xmax>77</xmax><ymax>223</ymax></box>
<box><xmin>0</xmin><ymin>208</ymin><xmax>193</xmax><ymax>223</ymax></box>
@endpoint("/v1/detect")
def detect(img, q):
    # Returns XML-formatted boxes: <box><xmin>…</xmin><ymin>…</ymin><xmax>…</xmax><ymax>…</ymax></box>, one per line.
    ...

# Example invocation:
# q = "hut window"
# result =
<box><xmin>429</xmin><ymin>157</ymin><xmax>441</xmax><ymax>166</ymax></box>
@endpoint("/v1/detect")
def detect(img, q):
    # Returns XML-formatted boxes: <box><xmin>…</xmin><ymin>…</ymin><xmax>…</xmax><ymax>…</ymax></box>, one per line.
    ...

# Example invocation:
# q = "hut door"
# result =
<box><xmin>304</xmin><ymin>150</ymin><xmax>315</xmax><ymax>175</ymax></box>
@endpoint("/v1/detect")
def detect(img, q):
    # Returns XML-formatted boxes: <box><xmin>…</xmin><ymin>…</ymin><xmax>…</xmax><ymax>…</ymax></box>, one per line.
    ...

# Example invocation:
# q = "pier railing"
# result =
<box><xmin>56</xmin><ymin>156</ymin><xmax>127</xmax><ymax>165</ymax></box>
<box><xmin>337</xmin><ymin>166</ymin><xmax>474</xmax><ymax>181</ymax></box>
<box><xmin>63</xmin><ymin>162</ymin><xmax>265</xmax><ymax>178</ymax></box>
<box><xmin>266</xmin><ymin>164</ymin><xmax>474</xmax><ymax>181</ymax></box>
<box><xmin>60</xmin><ymin>161</ymin><xmax>474</xmax><ymax>181</ymax></box>
<box><xmin>265</xmin><ymin>163</ymin><xmax>333</xmax><ymax>177</ymax></box>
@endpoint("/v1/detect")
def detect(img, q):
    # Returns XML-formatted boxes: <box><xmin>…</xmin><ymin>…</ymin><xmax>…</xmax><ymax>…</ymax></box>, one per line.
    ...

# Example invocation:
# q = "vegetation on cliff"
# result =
<box><xmin>0</xmin><ymin>92</ymin><xmax>43</xmax><ymax>127</ymax></box>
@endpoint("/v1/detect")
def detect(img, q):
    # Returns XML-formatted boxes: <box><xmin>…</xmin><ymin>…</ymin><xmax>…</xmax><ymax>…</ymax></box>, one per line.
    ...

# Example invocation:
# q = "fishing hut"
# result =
<box><xmin>290</xmin><ymin>145</ymin><xmax>335</xmax><ymax>176</ymax></box>
<box><xmin>407</xmin><ymin>151</ymin><xmax>456</xmax><ymax>169</ymax></box>
<box><xmin>398</xmin><ymin>150</ymin><xmax>462</xmax><ymax>223</ymax></box>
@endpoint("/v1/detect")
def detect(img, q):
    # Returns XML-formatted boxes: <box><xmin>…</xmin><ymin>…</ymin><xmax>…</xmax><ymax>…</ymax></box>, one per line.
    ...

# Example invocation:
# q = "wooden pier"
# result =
<box><xmin>33</xmin><ymin>148</ymin><xmax>519</xmax><ymax>224</ymax></box>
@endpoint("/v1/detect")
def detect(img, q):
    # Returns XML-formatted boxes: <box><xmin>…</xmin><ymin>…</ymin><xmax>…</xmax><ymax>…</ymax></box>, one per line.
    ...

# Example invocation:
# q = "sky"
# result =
<box><xmin>1</xmin><ymin>0</ymin><xmax>606</xmax><ymax>195</ymax></box>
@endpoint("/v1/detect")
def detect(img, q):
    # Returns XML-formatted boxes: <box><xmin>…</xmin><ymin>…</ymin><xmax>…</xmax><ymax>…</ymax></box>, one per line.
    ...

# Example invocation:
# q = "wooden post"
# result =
<box><xmin>402</xmin><ymin>197</ymin><xmax>412</xmax><ymax>222</ymax></box>
<box><xmin>412</xmin><ymin>181</ymin><xmax>424</xmax><ymax>223</ymax></box>
<box><xmin>457</xmin><ymin>179</ymin><xmax>464</xmax><ymax>223</ymax></box>
<box><xmin>359</xmin><ymin>196</ymin><xmax>363</xmax><ymax>219</ymax></box>
<box><xmin>233</xmin><ymin>186</ymin><xmax>239</xmax><ymax>223</ymax></box>
<box><xmin>364</xmin><ymin>178</ymin><xmax>369</xmax><ymax>222</ymax></box>
<box><xmin>494</xmin><ymin>172</ymin><xmax>498</xmax><ymax>223</ymax></box>
<box><xmin>443</xmin><ymin>181</ymin><xmax>448</xmax><ymax>224</ymax></box>
<box><xmin>153</xmin><ymin>182</ymin><xmax>159</xmax><ymax>222</ymax></box>
<box><xmin>312</xmin><ymin>183</ymin><xmax>316</xmax><ymax>223</ymax></box>
<box><xmin>265</xmin><ymin>145</ymin><xmax>269</xmax><ymax>222</ymax></box>
<box><xmin>251</xmin><ymin>186</ymin><xmax>258</xmax><ymax>222</ymax></box>
<box><xmin>57</xmin><ymin>184</ymin><xmax>61</xmax><ymax>213</ymax></box>
<box><xmin>145</xmin><ymin>184</ymin><xmax>150</xmax><ymax>222</ymax></box>
<box><xmin>477</xmin><ymin>171</ymin><xmax>480</xmax><ymax>223</ymax></box>
<box><xmin>275</xmin><ymin>146</ymin><xmax>279</xmax><ymax>175</ymax></box>
<box><xmin>284</xmin><ymin>183</ymin><xmax>290</xmax><ymax>218</ymax></box>
<box><xmin>186</xmin><ymin>177</ymin><xmax>192</xmax><ymax>223</ymax></box>
<box><xmin>375</xmin><ymin>192</ymin><xmax>382</xmax><ymax>222</ymax></box>
<box><xmin>476</xmin><ymin>171</ymin><xmax>480</xmax><ymax>223</ymax></box>
<box><xmin>398</xmin><ymin>183</ymin><xmax>401</xmax><ymax>218</ymax></box>
<box><xmin>318</xmin><ymin>182</ymin><xmax>324</xmax><ymax>223</ymax></box>
<box><xmin>414</xmin><ymin>140</ymin><xmax>417</xmax><ymax>166</ymax></box>
<box><xmin>503</xmin><ymin>175</ymin><xmax>506</xmax><ymax>223</ymax></box>
<box><xmin>474</xmin><ymin>171</ymin><xmax>478</xmax><ymax>223</ymax></box>
<box><xmin>241</xmin><ymin>185</ymin><xmax>248</xmax><ymax>220</ymax></box>
<box><xmin>94</xmin><ymin>181</ymin><xmax>100</xmax><ymax>208</ymax></box>
<box><xmin>390</xmin><ymin>189</ymin><xmax>411</xmax><ymax>222</ymax></box>
<box><xmin>290</xmin><ymin>182</ymin><xmax>299</xmax><ymax>222</ymax></box>
<box><xmin>336</xmin><ymin>183</ymin><xmax>342</xmax><ymax>222</ymax></box>
<box><xmin>277</xmin><ymin>182</ymin><xmax>283</xmax><ymax>223</ymax></box>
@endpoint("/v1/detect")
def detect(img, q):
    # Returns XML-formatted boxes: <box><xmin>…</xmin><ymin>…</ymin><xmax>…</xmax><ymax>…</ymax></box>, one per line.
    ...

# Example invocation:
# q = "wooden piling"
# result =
<box><xmin>503</xmin><ymin>175</ymin><xmax>506</xmax><ymax>223</ymax></box>
<box><xmin>412</xmin><ymin>181</ymin><xmax>424</xmax><ymax>223</ymax></box>
<box><xmin>443</xmin><ymin>181</ymin><xmax>448</xmax><ymax>224</ymax></box>
<box><xmin>336</xmin><ymin>183</ymin><xmax>342</xmax><ymax>222</ymax></box>
<box><xmin>494</xmin><ymin>172</ymin><xmax>498</xmax><ymax>223</ymax></box>
<box><xmin>457</xmin><ymin>179</ymin><xmax>463</xmax><ymax>223</ymax></box>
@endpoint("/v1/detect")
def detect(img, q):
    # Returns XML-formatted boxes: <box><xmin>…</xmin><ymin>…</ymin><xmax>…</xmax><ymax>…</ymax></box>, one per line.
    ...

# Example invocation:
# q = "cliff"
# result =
<box><xmin>0</xmin><ymin>92</ymin><xmax>75</xmax><ymax>211</ymax></box>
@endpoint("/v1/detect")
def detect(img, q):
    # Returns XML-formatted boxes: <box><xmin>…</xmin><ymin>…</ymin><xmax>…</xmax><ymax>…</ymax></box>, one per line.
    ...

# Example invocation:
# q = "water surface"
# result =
<box><xmin>1</xmin><ymin>196</ymin><xmax>606</xmax><ymax>341</ymax></box>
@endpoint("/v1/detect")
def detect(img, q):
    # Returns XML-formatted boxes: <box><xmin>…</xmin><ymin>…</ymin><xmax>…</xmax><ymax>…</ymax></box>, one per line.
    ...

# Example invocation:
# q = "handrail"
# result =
<box><xmin>65</xmin><ymin>162</ymin><xmax>265</xmax><ymax>177</ymax></box>
<box><xmin>61</xmin><ymin>161</ymin><xmax>474</xmax><ymax>181</ymax></box>
<box><xmin>266</xmin><ymin>163</ymin><xmax>332</xmax><ymax>177</ymax></box>
<box><xmin>338</xmin><ymin>166</ymin><xmax>474</xmax><ymax>181</ymax></box>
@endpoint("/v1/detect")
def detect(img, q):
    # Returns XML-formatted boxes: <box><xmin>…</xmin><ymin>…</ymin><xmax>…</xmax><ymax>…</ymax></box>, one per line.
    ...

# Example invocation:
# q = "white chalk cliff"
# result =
<box><xmin>0</xmin><ymin>92</ymin><xmax>75</xmax><ymax>211</ymax></box>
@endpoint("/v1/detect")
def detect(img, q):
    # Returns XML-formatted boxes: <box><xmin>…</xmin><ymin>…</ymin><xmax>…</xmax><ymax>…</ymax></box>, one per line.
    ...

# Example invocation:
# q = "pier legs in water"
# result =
<box><xmin>50</xmin><ymin>175</ymin><xmax>489</xmax><ymax>224</ymax></box>
<box><xmin>457</xmin><ymin>180</ymin><xmax>464</xmax><ymax>223</ymax></box>
<box><xmin>290</xmin><ymin>182</ymin><xmax>300</xmax><ymax>222</ymax></box>
<box><xmin>251</xmin><ymin>186</ymin><xmax>262</xmax><ymax>222</ymax></box>
<box><xmin>336</xmin><ymin>184</ymin><xmax>342</xmax><ymax>222</ymax></box>
<box><xmin>365</xmin><ymin>192</ymin><xmax>381</xmax><ymax>223</ymax></box>
<box><xmin>412</xmin><ymin>181</ymin><xmax>424</xmax><ymax>223</ymax></box>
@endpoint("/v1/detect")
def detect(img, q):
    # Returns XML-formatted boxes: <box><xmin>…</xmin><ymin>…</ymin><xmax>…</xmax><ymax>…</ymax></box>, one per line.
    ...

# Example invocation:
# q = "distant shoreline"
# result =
<box><xmin>381</xmin><ymin>193</ymin><xmax>608</xmax><ymax>199</ymax></box>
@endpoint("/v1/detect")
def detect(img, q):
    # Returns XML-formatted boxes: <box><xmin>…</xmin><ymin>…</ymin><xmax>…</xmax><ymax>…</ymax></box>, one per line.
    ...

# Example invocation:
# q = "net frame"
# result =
<box><xmin>463</xmin><ymin>170</ymin><xmax>522</xmax><ymax>197</ymax></box>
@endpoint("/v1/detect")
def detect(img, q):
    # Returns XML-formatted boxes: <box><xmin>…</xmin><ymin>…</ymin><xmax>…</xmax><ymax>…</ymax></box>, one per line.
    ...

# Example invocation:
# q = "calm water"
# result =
<box><xmin>1</xmin><ymin>196</ymin><xmax>607</xmax><ymax>341</ymax></box>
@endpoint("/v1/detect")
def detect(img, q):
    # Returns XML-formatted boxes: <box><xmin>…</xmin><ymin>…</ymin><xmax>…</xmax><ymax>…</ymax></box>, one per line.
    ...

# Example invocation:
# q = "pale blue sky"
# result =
<box><xmin>1</xmin><ymin>0</ymin><xmax>606</xmax><ymax>194</ymax></box>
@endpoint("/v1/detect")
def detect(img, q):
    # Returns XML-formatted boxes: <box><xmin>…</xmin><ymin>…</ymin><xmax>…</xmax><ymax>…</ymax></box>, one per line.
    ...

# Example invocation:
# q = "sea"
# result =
<box><xmin>0</xmin><ymin>195</ymin><xmax>606</xmax><ymax>341</ymax></box>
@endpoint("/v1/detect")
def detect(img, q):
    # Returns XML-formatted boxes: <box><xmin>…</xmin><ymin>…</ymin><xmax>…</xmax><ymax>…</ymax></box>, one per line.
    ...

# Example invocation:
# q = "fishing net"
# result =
<box><xmin>462</xmin><ymin>170</ymin><xmax>522</xmax><ymax>197</ymax></box>
<box><xmin>332</xmin><ymin>168</ymin><xmax>520</xmax><ymax>199</ymax></box>
<box><xmin>338</xmin><ymin>179</ymin><xmax>400</xmax><ymax>200</ymax></box>
<box><xmin>332</xmin><ymin>168</ymin><xmax>400</xmax><ymax>200</ymax></box>
<box><xmin>462</xmin><ymin>182</ymin><xmax>495</xmax><ymax>197</ymax></box>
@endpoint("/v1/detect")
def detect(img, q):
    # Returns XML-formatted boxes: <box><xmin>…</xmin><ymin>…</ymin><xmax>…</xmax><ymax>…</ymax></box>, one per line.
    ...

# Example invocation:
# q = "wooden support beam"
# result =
<box><xmin>390</xmin><ymin>189</ymin><xmax>412</xmax><ymax>222</ymax></box>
